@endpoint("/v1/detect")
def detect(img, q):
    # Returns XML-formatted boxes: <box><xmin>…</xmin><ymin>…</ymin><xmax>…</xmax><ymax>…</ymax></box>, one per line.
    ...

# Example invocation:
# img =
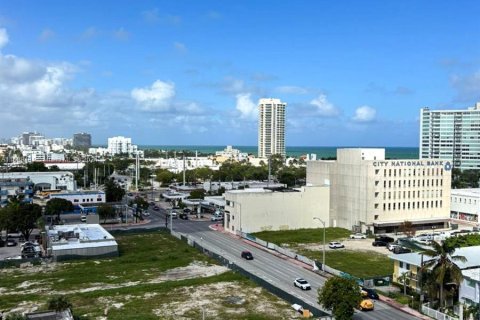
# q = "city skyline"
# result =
<box><xmin>0</xmin><ymin>1</ymin><xmax>479</xmax><ymax>147</ymax></box>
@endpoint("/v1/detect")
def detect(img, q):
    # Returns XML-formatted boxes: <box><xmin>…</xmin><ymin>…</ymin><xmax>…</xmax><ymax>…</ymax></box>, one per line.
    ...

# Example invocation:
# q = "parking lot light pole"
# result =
<box><xmin>313</xmin><ymin>217</ymin><xmax>326</xmax><ymax>271</ymax></box>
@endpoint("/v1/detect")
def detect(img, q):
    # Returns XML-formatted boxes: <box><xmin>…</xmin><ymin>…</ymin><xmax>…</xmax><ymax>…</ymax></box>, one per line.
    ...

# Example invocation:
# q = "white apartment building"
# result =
<box><xmin>258</xmin><ymin>98</ymin><xmax>286</xmax><ymax>158</ymax></box>
<box><xmin>215</xmin><ymin>145</ymin><xmax>248</xmax><ymax>162</ymax></box>
<box><xmin>107</xmin><ymin>136</ymin><xmax>138</xmax><ymax>155</ymax></box>
<box><xmin>154</xmin><ymin>157</ymin><xmax>219</xmax><ymax>173</ymax></box>
<box><xmin>450</xmin><ymin>188</ymin><xmax>480</xmax><ymax>224</ymax></box>
<box><xmin>307</xmin><ymin>148</ymin><xmax>452</xmax><ymax>233</ymax></box>
<box><xmin>420</xmin><ymin>102</ymin><xmax>480</xmax><ymax>170</ymax></box>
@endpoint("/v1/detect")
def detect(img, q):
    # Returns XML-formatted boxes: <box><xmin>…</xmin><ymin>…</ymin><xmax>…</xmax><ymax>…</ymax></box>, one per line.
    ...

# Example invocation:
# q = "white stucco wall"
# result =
<box><xmin>224</xmin><ymin>186</ymin><xmax>330</xmax><ymax>234</ymax></box>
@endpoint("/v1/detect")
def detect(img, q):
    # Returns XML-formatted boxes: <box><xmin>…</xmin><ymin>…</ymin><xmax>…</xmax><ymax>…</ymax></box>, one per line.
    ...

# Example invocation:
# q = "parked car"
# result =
<box><xmin>80</xmin><ymin>215</ymin><xmax>87</xmax><ymax>222</ymax></box>
<box><xmin>179</xmin><ymin>213</ymin><xmax>189</xmax><ymax>220</ymax></box>
<box><xmin>183</xmin><ymin>208</ymin><xmax>192</xmax><ymax>214</ymax></box>
<box><xmin>393</xmin><ymin>246</ymin><xmax>412</xmax><ymax>254</ymax></box>
<box><xmin>361</xmin><ymin>287</ymin><xmax>379</xmax><ymax>300</ymax></box>
<box><xmin>241</xmin><ymin>251</ymin><xmax>253</xmax><ymax>260</ymax></box>
<box><xmin>328</xmin><ymin>241</ymin><xmax>345</xmax><ymax>249</ymax></box>
<box><xmin>375</xmin><ymin>235</ymin><xmax>394</xmax><ymax>243</ymax></box>
<box><xmin>372</xmin><ymin>240</ymin><xmax>388</xmax><ymax>247</ymax></box>
<box><xmin>142</xmin><ymin>211</ymin><xmax>150</xmax><ymax>217</ymax></box>
<box><xmin>167</xmin><ymin>212</ymin><xmax>178</xmax><ymax>219</ymax></box>
<box><xmin>293</xmin><ymin>278</ymin><xmax>311</xmax><ymax>290</ymax></box>
<box><xmin>6</xmin><ymin>239</ymin><xmax>17</xmax><ymax>247</ymax></box>
<box><xmin>387</xmin><ymin>243</ymin><xmax>400</xmax><ymax>251</ymax></box>
<box><xmin>149</xmin><ymin>201</ymin><xmax>155</xmax><ymax>206</ymax></box>
<box><xmin>153</xmin><ymin>206</ymin><xmax>160</xmax><ymax>211</ymax></box>
<box><xmin>350</xmin><ymin>233</ymin><xmax>367</xmax><ymax>239</ymax></box>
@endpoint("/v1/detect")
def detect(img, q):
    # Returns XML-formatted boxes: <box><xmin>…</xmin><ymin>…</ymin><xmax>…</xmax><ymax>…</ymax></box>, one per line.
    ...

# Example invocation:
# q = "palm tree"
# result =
<box><xmin>421</xmin><ymin>241</ymin><xmax>466</xmax><ymax>310</ymax></box>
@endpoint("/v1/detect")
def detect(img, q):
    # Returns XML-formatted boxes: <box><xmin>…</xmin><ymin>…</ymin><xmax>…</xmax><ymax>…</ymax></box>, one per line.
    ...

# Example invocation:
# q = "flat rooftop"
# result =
<box><xmin>451</xmin><ymin>188</ymin><xmax>480</xmax><ymax>198</ymax></box>
<box><xmin>48</xmin><ymin>224</ymin><xmax>117</xmax><ymax>250</ymax></box>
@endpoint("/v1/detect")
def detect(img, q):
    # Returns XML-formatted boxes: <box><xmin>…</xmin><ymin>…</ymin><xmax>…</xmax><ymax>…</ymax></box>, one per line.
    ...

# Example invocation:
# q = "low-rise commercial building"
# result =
<box><xmin>46</xmin><ymin>224</ymin><xmax>118</xmax><ymax>261</ymax></box>
<box><xmin>49</xmin><ymin>191</ymin><xmax>106</xmax><ymax>205</ymax></box>
<box><xmin>224</xmin><ymin>186</ymin><xmax>330</xmax><ymax>234</ymax></box>
<box><xmin>0</xmin><ymin>171</ymin><xmax>76</xmax><ymax>191</ymax></box>
<box><xmin>307</xmin><ymin>148</ymin><xmax>452</xmax><ymax>233</ymax></box>
<box><xmin>450</xmin><ymin>188</ymin><xmax>480</xmax><ymax>224</ymax></box>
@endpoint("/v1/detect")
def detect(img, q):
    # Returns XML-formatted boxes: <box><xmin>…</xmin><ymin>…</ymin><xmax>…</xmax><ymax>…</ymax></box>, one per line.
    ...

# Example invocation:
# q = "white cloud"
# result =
<box><xmin>275</xmin><ymin>85</ymin><xmax>308</xmax><ymax>95</ymax></box>
<box><xmin>38</xmin><ymin>28</ymin><xmax>55</xmax><ymax>42</ymax></box>
<box><xmin>353</xmin><ymin>105</ymin><xmax>376</xmax><ymax>122</ymax></box>
<box><xmin>80</xmin><ymin>27</ymin><xmax>99</xmax><ymax>40</ymax></box>
<box><xmin>235</xmin><ymin>93</ymin><xmax>257</xmax><ymax>120</ymax></box>
<box><xmin>450</xmin><ymin>71</ymin><xmax>480</xmax><ymax>102</ymax></box>
<box><xmin>173</xmin><ymin>41</ymin><xmax>187</xmax><ymax>53</ymax></box>
<box><xmin>131</xmin><ymin>80</ymin><xmax>175</xmax><ymax>111</ymax></box>
<box><xmin>0</xmin><ymin>28</ymin><xmax>9</xmax><ymax>49</ymax></box>
<box><xmin>113</xmin><ymin>27</ymin><xmax>130</xmax><ymax>41</ymax></box>
<box><xmin>310</xmin><ymin>94</ymin><xmax>340</xmax><ymax>117</ymax></box>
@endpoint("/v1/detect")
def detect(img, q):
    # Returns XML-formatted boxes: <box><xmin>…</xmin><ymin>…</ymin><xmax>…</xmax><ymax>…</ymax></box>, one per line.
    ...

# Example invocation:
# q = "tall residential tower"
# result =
<box><xmin>420</xmin><ymin>102</ymin><xmax>480</xmax><ymax>170</ymax></box>
<box><xmin>258</xmin><ymin>98</ymin><xmax>286</xmax><ymax>158</ymax></box>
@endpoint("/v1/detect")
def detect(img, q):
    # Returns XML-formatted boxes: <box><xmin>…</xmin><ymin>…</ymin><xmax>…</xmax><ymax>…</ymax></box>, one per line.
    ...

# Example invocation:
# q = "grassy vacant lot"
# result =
<box><xmin>252</xmin><ymin>227</ymin><xmax>393</xmax><ymax>279</ymax></box>
<box><xmin>252</xmin><ymin>227</ymin><xmax>351</xmax><ymax>246</ymax></box>
<box><xmin>0</xmin><ymin>230</ymin><xmax>300</xmax><ymax>319</ymax></box>
<box><xmin>298</xmin><ymin>249</ymin><xmax>394</xmax><ymax>279</ymax></box>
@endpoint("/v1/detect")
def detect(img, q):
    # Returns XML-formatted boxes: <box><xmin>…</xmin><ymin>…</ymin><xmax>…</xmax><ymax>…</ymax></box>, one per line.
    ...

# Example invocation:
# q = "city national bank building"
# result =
<box><xmin>307</xmin><ymin>148</ymin><xmax>452</xmax><ymax>233</ymax></box>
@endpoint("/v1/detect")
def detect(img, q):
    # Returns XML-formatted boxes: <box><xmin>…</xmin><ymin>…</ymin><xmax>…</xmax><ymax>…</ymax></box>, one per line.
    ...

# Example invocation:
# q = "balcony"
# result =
<box><xmin>0</xmin><ymin>190</ymin><xmax>8</xmax><ymax>196</ymax></box>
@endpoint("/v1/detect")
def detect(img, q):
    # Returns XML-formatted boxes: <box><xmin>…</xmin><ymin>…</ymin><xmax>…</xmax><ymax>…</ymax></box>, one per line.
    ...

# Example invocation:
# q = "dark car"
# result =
<box><xmin>375</xmin><ymin>235</ymin><xmax>394</xmax><ymax>243</ymax></box>
<box><xmin>393</xmin><ymin>246</ymin><xmax>412</xmax><ymax>254</ymax></box>
<box><xmin>6</xmin><ymin>239</ymin><xmax>17</xmax><ymax>247</ymax></box>
<box><xmin>361</xmin><ymin>287</ymin><xmax>379</xmax><ymax>300</ymax></box>
<box><xmin>372</xmin><ymin>240</ymin><xmax>388</xmax><ymax>247</ymax></box>
<box><xmin>183</xmin><ymin>208</ymin><xmax>192</xmax><ymax>214</ymax></box>
<box><xmin>153</xmin><ymin>206</ymin><xmax>160</xmax><ymax>211</ymax></box>
<box><xmin>241</xmin><ymin>251</ymin><xmax>253</xmax><ymax>260</ymax></box>
<box><xmin>179</xmin><ymin>213</ymin><xmax>189</xmax><ymax>220</ymax></box>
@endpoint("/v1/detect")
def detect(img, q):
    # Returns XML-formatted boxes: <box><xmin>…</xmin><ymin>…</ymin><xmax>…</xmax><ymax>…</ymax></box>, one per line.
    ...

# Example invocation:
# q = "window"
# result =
<box><xmin>466</xmin><ymin>279</ymin><xmax>476</xmax><ymax>287</ymax></box>
<box><xmin>406</xmin><ymin>263</ymin><xmax>411</xmax><ymax>270</ymax></box>
<box><xmin>374</xmin><ymin>215</ymin><xmax>379</xmax><ymax>220</ymax></box>
<box><xmin>74</xmin><ymin>199</ymin><xmax>79</xmax><ymax>203</ymax></box>
<box><xmin>399</xmin><ymin>261</ymin><xmax>404</xmax><ymax>268</ymax></box>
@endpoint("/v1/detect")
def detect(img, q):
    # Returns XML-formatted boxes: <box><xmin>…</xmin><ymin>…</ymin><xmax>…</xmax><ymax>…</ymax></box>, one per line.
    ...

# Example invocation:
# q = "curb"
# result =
<box><xmin>209</xmin><ymin>225</ymin><xmax>426</xmax><ymax>319</ymax></box>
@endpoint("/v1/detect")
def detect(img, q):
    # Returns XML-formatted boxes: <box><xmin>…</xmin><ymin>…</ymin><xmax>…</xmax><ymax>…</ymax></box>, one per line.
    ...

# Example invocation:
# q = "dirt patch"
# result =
<box><xmin>149</xmin><ymin>261</ymin><xmax>228</xmax><ymax>283</ymax></box>
<box><xmin>299</xmin><ymin>238</ymin><xmax>392</xmax><ymax>255</ymax></box>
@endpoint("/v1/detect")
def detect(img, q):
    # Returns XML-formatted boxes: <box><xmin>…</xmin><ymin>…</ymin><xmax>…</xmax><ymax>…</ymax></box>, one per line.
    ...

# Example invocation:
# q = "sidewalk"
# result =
<box><xmin>209</xmin><ymin>223</ymin><xmax>429</xmax><ymax>320</ymax></box>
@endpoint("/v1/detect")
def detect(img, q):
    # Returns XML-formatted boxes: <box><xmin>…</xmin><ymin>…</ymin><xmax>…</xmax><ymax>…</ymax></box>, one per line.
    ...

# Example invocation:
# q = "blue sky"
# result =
<box><xmin>0</xmin><ymin>1</ymin><xmax>479</xmax><ymax>147</ymax></box>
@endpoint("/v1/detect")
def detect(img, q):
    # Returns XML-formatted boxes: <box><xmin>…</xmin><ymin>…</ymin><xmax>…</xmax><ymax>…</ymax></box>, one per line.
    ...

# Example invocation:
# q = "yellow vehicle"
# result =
<box><xmin>359</xmin><ymin>298</ymin><xmax>374</xmax><ymax>311</ymax></box>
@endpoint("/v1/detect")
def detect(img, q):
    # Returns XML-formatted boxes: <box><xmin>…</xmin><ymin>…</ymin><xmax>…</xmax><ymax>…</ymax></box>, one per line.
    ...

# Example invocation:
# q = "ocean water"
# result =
<box><xmin>139</xmin><ymin>145</ymin><xmax>419</xmax><ymax>160</ymax></box>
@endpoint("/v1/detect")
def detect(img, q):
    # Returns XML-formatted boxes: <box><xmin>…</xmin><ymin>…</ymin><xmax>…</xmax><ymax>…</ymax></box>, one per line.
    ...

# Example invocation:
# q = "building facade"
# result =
<box><xmin>0</xmin><ymin>178</ymin><xmax>34</xmax><ymax>207</ymax></box>
<box><xmin>307</xmin><ymin>148</ymin><xmax>452</xmax><ymax>233</ymax></box>
<box><xmin>49</xmin><ymin>190</ymin><xmax>106</xmax><ymax>205</ymax></box>
<box><xmin>73</xmin><ymin>133</ymin><xmax>92</xmax><ymax>149</ymax></box>
<box><xmin>258</xmin><ymin>98</ymin><xmax>286</xmax><ymax>158</ymax></box>
<box><xmin>420</xmin><ymin>102</ymin><xmax>480</xmax><ymax>170</ymax></box>
<box><xmin>450</xmin><ymin>188</ymin><xmax>480</xmax><ymax>224</ymax></box>
<box><xmin>107</xmin><ymin>136</ymin><xmax>138</xmax><ymax>155</ymax></box>
<box><xmin>0</xmin><ymin>172</ymin><xmax>76</xmax><ymax>191</ymax></box>
<box><xmin>224</xmin><ymin>186</ymin><xmax>330</xmax><ymax>234</ymax></box>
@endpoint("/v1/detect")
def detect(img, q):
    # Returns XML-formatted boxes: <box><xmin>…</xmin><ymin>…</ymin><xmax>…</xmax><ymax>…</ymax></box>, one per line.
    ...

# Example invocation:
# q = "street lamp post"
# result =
<box><xmin>313</xmin><ymin>217</ymin><xmax>326</xmax><ymax>271</ymax></box>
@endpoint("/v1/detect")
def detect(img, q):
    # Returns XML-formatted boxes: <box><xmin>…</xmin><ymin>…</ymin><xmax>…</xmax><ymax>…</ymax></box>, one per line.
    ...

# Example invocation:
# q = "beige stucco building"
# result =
<box><xmin>307</xmin><ymin>148</ymin><xmax>452</xmax><ymax>233</ymax></box>
<box><xmin>224</xmin><ymin>186</ymin><xmax>330</xmax><ymax>234</ymax></box>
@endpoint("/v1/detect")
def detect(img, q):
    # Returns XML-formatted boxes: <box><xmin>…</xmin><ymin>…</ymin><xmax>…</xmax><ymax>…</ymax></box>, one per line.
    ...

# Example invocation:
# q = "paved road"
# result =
<box><xmin>128</xmin><ymin>198</ymin><xmax>417</xmax><ymax>320</ymax></box>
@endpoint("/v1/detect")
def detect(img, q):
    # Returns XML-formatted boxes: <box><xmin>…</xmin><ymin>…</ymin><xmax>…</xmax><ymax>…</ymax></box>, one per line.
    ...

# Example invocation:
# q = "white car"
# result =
<box><xmin>329</xmin><ymin>241</ymin><xmax>345</xmax><ymax>249</ymax></box>
<box><xmin>294</xmin><ymin>278</ymin><xmax>311</xmax><ymax>290</ymax></box>
<box><xmin>350</xmin><ymin>233</ymin><xmax>367</xmax><ymax>239</ymax></box>
<box><xmin>387</xmin><ymin>243</ymin><xmax>400</xmax><ymax>251</ymax></box>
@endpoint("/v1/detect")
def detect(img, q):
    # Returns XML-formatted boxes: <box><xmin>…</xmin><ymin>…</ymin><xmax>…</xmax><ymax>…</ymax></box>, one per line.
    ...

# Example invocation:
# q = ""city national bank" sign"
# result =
<box><xmin>373</xmin><ymin>160</ymin><xmax>448</xmax><ymax>168</ymax></box>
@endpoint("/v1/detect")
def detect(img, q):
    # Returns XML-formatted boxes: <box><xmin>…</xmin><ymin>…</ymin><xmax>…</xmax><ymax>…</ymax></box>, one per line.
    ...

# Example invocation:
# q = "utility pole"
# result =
<box><xmin>268</xmin><ymin>155</ymin><xmax>272</xmax><ymax>187</ymax></box>
<box><xmin>183</xmin><ymin>152</ymin><xmax>186</xmax><ymax>186</ymax></box>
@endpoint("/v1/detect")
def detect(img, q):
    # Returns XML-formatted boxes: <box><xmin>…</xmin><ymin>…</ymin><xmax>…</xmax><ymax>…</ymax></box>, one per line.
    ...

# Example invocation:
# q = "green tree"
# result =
<box><xmin>97</xmin><ymin>204</ymin><xmax>116</xmax><ymax>223</ymax></box>
<box><xmin>399</xmin><ymin>220</ymin><xmax>416</xmax><ymax>237</ymax></box>
<box><xmin>47</xmin><ymin>295</ymin><xmax>73</xmax><ymax>312</ymax></box>
<box><xmin>104</xmin><ymin>178</ymin><xmax>126</xmax><ymax>202</ymax></box>
<box><xmin>129</xmin><ymin>197</ymin><xmax>149</xmax><ymax>223</ymax></box>
<box><xmin>421</xmin><ymin>241</ymin><xmax>467</xmax><ymax>309</ymax></box>
<box><xmin>45</xmin><ymin>198</ymin><xmax>74</xmax><ymax>222</ymax></box>
<box><xmin>156</xmin><ymin>169</ymin><xmax>175</xmax><ymax>186</ymax></box>
<box><xmin>318</xmin><ymin>276</ymin><xmax>362</xmax><ymax>320</ymax></box>
<box><xmin>189</xmin><ymin>189</ymin><xmax>205</xmax><ymax>199</ymax></box>
<box><xmin>15</xmin><ymin>203</ymin><xmax>42</xmax><ymax>241</ymax></box>
<box><xmin>5</xmin><ymin>313</ymin><xmax>26</xmax><ymax>320</ymax></box>
<box><xmin>26</xmin><ymin>162</ymin><xmax>48</xmax><ymax>172</ymax></box>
